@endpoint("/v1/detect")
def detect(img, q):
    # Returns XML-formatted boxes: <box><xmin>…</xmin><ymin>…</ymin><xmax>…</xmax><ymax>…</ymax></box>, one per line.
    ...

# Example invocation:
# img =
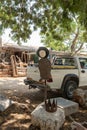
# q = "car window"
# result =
<box><xmin>64</xmin><ymin>58</ymin><xmax>75</xmax><ymax>66</ymax></box>
<box><xmin>79</xmin><ymin>58</ymin><xmax>87</xmax><ymax>69</ymax></box>
<box><xmin>54</xmin><ymin>58</ymin><xmax>63</xmax><ymax>65</ymax></box>
<box><xmin>52</xmin><ymin>57</ymin><xmax>77</xmax><ymax>68</ymax></box>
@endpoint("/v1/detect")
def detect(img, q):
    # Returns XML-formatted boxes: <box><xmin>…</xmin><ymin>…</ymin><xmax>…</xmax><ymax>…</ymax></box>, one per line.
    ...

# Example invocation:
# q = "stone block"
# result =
<box><xmin>0</xmin><ymin>94</ymin><xmax>13</xmax><ymax>112</ymax></box>
<box><xmin>51</xmin><ymin>97</ymin><xmax>79</xmax><ymax>116</ymax></box>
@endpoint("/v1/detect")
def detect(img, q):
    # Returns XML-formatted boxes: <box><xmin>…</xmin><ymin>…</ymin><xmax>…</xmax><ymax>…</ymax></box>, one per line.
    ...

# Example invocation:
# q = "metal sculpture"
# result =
<box><xmin>45</xmin><ymin>99</ymin><xmax>57</xmax><ymax>112</ymax></box>
<box><xmin>37</xmin><ymin>47</ymin><xmax>57</xmax><ymax>112</ymax></box>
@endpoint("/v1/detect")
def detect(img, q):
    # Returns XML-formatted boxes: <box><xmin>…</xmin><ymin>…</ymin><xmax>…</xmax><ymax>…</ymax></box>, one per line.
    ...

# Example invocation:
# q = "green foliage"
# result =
<box><xmin>0</xmin><ymin>0</ymin><xmax>32</xmax><ymax>44</ymax></box>
<box><xmin>0</xmin><ymin>0</ymin><xmax>87</xmax><ymax>46</ymax></box>
<box><xmin>41</xmin><ymin>33</ymin><xmax>68</xmax><ymax>51</ymax></box>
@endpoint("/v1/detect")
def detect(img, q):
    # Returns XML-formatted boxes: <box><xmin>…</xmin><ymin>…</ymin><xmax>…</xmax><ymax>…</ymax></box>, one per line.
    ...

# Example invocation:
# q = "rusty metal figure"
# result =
<box><xmin>37</xmin><ymin>47</ymin><xmax>57</xmax><ymax>112</ymax></box>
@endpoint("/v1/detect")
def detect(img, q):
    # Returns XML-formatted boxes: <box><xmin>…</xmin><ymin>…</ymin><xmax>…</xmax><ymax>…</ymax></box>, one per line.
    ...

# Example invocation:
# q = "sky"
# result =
<box><xmin>1</xmin><ymin>29</ymin><xmax>44</xmax><ymax>47</ymax></box>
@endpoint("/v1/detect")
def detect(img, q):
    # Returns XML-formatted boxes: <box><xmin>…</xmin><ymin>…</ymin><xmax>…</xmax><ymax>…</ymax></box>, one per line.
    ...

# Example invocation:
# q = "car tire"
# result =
<box><xmin>64</xmin><ymin>80</ymin><xmax>77</xmax><ymax>99</ymax></box>
<box><xmin>37</xmin><ymin>47</ymin><xmax>49</xmax><ymax>58</ymax></box>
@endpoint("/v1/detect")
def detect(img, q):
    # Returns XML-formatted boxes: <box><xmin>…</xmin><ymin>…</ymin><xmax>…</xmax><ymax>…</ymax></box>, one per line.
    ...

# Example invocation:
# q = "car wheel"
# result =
<box><xmin>64</xmin><ymin>80</ymin><xmax>77</xmax><ymax>99</ymax></box>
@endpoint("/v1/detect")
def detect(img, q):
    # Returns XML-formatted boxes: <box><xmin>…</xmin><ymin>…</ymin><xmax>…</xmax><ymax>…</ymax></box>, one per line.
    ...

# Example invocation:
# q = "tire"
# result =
<box><xmin>64</xmin><ymin>80</ymin><xmax>77</xmax><ymax>99</ymax></box>
<box><xmin>37</xmin><ymin>47</ymin><xmax>49</xmax><ymax>58</ymax></box>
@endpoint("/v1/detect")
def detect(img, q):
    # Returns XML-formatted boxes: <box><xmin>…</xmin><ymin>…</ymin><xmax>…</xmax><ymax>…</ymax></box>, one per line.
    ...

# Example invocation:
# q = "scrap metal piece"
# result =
<box><xmin>45</xmin><ymin>99</ymin><xmax>57</xmax><ymax>112</ymax></box>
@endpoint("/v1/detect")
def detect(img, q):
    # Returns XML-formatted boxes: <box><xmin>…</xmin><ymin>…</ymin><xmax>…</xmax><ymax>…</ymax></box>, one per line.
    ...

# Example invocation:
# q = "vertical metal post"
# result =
<box><xmin>44</xmin><ymin>80</ymin><xmax>47</xmax><ymax>101</ymax></box>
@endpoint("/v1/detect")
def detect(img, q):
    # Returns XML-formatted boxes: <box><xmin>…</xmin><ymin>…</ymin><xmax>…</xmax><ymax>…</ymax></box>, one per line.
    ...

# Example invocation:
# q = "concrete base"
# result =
<box><xmin>31</xmin><ymin>97</ymin><xmax>79</xmax><ymax>130</ymax></box>
<box><xmin>31</xmin><ymin>104</ymin><xmax>65</xmax><ymax>130</ymax></box>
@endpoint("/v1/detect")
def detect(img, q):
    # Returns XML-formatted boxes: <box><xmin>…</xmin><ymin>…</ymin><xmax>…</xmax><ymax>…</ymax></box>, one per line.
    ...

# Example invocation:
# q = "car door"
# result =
<box><xmin>50</xmin><ymin>56</ymin><xmax>78</xmax><ymax>89</ymax></box>
<box><xmin>79</xmin><ymin>57</ymin><xmax>87</xmax><ymax>86</ymax></box>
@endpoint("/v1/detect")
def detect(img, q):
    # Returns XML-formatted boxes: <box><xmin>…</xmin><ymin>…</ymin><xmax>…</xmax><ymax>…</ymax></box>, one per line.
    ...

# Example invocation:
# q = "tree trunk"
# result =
<box><xmin>71</xmin><ymin>28</ymin><xmax>79</xmax><ymax>53</ymax></box>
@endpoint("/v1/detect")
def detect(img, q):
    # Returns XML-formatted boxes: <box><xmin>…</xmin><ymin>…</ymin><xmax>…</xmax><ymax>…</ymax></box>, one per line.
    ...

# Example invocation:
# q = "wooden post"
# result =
<box><xmin>10</xmin><ymin>55</ymin><xmax>18</xmax><ymax>77</ymax></box>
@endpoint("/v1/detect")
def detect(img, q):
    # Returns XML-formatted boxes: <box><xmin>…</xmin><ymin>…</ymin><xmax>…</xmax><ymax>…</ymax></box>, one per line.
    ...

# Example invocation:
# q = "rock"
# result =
<box><xmin>73</xmin><ymin>89</ymin><xmax>86</xmax><ymax>106</ymax></box>
<box><xmin>0</xmin><ymin>94</ymin><xmax>13</xmax><ymax>111</ymax></box>
<box><xmin>31</xmin><ymin>104</ymin><xmax>65</xmax><ymax>130</ymax></box>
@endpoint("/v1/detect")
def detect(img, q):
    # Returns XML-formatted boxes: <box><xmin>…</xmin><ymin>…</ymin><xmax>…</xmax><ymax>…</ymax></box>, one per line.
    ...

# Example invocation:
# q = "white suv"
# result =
<box><xmin>24</xmin><ymin>52</ymin><xmax>87</xmax><ymax>99</ymax></box>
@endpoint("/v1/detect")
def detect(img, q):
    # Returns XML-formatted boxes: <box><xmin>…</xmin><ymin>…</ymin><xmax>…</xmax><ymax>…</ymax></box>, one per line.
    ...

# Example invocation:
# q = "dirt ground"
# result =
<box><xmin>0</xmin><ymin>77</ymin><xmax>87</xmax><ymax>130</ymax></box>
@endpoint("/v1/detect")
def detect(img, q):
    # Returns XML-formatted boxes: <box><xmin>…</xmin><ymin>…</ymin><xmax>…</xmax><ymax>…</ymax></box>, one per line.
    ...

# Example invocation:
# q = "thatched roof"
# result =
<box><xmin>0</xmin><ymin>44</ymin><xmax>37</xmax><ymax>52</ymax></box>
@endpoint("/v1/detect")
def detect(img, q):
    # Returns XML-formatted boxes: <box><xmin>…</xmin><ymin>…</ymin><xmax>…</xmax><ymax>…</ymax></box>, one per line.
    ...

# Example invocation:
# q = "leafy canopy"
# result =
<box><xmin>0</xmin><ymin>0</ymin><xmax>87</xmax><ymax>45</ymax></box>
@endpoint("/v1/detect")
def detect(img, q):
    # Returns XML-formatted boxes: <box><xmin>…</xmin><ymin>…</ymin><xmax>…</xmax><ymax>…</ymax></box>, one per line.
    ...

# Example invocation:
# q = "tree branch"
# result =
<box><xmin>75</xmin><ymin>42</ymin><xmax>84</xmax><ymax>54</ymax></box>
<box><xmin>71</xmin><ymin>28</ymin><xmax>79</xmax><ymax>53</ymax></box>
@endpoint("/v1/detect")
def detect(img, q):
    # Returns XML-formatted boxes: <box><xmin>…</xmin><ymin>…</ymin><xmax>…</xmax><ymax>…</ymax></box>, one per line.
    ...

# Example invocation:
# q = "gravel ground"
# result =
<box><xmin>0</xmin><ymin>77</ymin><xmax>87</xmax><ymax>130</ymax></box>
<box><xmin>0</xmin><ymin>77</ymin><xmax>29</xmax><ymax>94</ymax></box>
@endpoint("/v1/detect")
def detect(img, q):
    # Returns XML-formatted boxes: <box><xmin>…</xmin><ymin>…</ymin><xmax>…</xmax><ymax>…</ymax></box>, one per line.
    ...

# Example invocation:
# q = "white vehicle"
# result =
<box><xmin>24</xmin><ymin>52</ymin><xmax>87</xmax><ymax>99</ymax></box>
